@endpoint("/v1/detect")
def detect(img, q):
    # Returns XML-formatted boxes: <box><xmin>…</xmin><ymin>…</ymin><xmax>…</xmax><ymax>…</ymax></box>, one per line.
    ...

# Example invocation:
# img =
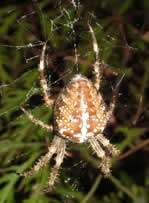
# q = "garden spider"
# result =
<box><xmin>20</xmin><ymin>24</ymin><xmax>120</xmax><ymax>193</ymax></box>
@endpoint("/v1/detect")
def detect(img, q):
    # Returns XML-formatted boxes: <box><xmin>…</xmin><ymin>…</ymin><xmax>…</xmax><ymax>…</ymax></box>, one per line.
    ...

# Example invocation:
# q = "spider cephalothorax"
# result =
<box><xmin>20</xmin><ymin>24</ymin><xmax>120</xmax><ymax>193</ymax></box>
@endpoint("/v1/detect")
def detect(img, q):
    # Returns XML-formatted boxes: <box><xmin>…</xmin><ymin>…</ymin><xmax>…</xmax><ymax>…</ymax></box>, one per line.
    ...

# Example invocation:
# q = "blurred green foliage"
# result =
<box><xmin>0</xmin><ymin>0</ymin><xmax>149</xmax><ymax>202</ymax></box>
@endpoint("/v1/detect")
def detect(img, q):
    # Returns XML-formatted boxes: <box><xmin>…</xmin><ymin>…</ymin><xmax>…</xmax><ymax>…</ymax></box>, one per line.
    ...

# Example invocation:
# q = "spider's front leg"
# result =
<box><xmin>89</xmin><ymin>134</ymin><xmax>120</xmax><ymax>177</ymax></box>
<box><xmin>20</xmin><ymin>136</ymin><xmax>62</xmax><ymax>177</ymax></box>
<box><xmin>43</xmin><ymin>137</ymin><xmax>66</xmax><ymax>193</ymax></box>
<box><xmin>89</xmin><ymin>137</ymin><xmax>111</xmax><ymax>177</ymax></box>
<box><xmin>96</xmin><ymin>134</ymin><xmax>120</xmax><ymax>157</ymax></box>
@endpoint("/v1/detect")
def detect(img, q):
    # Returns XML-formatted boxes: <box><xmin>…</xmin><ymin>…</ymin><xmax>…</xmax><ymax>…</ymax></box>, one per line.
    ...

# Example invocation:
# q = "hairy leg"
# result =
<box><xmin>20</xmin><ymin>106</ymin><xmax>53</xmax><ymax>131</ymax></box>
<box><xmin>105</xmin><ymin>74</ymin><xmax>125</xmax><ymax>124</ymax></box>
<box><xmin>88</xmin><ymin>23</ymin><xmax>101</xmax><ymax>91</ymax></box>
<box><xmin>96</xmin><ymin>134</ymin><xmax>120</xmax><ymax>156</ymax></box>
<box><xmin>89</xmin><ymin>137</ymin><xmax>111</xmax><ymax>177</ymax></box>
<box><xmin>39</xmin><ymin>43</ymin><xmax>53</xmax><ymax>107</ymax></box>
<box><xmin>20</xmin><ymin>136</ymin><xmax>62</xmax><ymax>177</ymax></box>
<box><xmin>44</xmin><ymin>137</ymin><xmax>66</xmax><ymax>193</ymax></box>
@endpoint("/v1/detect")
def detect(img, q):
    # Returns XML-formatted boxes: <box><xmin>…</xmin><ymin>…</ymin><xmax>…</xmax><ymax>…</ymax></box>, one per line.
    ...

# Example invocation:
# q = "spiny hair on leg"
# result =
<box><xmin>43</xmin><ymin>138</ymin><xmax>66</xmax><ymax>193</ymax></box>
<box><xmin>89</xmin><ymin>137</ymin><xmax>111</xmax><ymax>177</ymax></box>
<box><xmin>20</xmin><ymin>136</ymin><xmax>64</xmax><ymax>177</ymax></box>
<box><xmin>96</xmin><ymin>134</ymin><xmax>120</xmax><ymax>156</ymax></box>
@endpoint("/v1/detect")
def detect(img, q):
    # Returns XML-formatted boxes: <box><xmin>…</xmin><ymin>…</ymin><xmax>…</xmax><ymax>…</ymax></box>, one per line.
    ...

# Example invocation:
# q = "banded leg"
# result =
<box><xmin>20</xmin><ymin>106</ymin><xmax>53</xmax><ymax>131</ymax></box>
<box><xmin>44</xmin><ymin>137</ymin><xmax>66</xmax><ymax>193</ymax></box>
<box><xmin>96</xmin><ymin>134</ymin><xmax>120</xmax><ymax>156</ymax></box>
<box><xmin>39</xmin><ymin>43</ymin><xmax>53</xmax><ymax>107</ymax></box>
<box><xmin>88</xmin><ymin>24</ymin><xmax>101</xmax><ymax>91</ymax></box>
<box><xmin>20</xmin><ymin>136</ymin><xmax>61</xmax><ymax>177</ymax></box>
<box><xmin>89</xmin><ymin>137</ymin><xmax>111</xmax><ymax>177</ymax></box>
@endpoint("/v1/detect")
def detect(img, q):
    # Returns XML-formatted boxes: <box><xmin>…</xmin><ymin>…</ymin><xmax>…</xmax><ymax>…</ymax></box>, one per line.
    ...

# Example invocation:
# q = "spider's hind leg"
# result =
<box><xmin>39</xmin><ymin>43</ymin><xmax>53</xmax><ymax>107</ymax></box>
<box><xmin>106</xmin><ymin>74</ymin><xmax>125</xmax><ymax>122</ymax></box>
<box><xmin>88</xmin><ymin>24</ymin><xmax>101</xmax><ymax>91</ymax></box>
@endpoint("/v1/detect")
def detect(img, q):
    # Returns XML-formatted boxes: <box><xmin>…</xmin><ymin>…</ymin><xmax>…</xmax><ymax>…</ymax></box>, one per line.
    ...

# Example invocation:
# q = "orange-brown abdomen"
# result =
<box><xmin>54</xmin><ymin>74</ymin><xmax>107</xmax><ymax>143</ymax></box>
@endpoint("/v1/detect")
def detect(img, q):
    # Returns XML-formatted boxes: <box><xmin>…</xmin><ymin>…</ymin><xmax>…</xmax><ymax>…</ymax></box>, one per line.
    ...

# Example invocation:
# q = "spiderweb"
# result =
<box><xmin>0</xmin><ymin>0</ymin><xmax>127</xmax><ymax>201</ymax></box>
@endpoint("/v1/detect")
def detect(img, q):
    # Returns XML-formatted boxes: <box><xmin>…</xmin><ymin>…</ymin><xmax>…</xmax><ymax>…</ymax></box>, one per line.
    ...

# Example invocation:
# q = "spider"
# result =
<box><xmin>19</xmin><ymin>24</ymin><xmax>121</xmax><ymax>193</ymax></box>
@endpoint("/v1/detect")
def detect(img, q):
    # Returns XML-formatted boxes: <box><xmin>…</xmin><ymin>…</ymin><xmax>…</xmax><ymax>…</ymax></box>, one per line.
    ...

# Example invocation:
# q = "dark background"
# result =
<box><xmin>0</xmin><ymin>0</ymin><xmax>149</xmax><ymax>202</ymax></box>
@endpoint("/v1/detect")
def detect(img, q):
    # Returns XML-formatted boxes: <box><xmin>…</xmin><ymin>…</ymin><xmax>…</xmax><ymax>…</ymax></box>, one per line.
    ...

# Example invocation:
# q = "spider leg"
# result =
<box><xmin>39</xmin><ymin>43</ymin><xmax>53</xmax><ymax>107</ymax></box>
<box><xmin>89</xmin><ymin>137</ymin><xmax>111</xmax><ymax>177</ymax></box>
<box><xmin>44</xmin><ymin>137</ymin><xmax>66</xmax><ymax>193</ymax></box>
<box><xmin>20</xmin><ymin>136</ymin><xmax>61</xmax><ymax>177</ymax></box>
<box><xmin>88</xmin><ymin>23</ymin><xmax>101</xmax><ymax>91</ymax></box>
<box><xmin>20</xmin><ymin>106</ymin><xmax>53</xmax><ymax>131</ymax></box>
<box><xmin>96</xmin><ymin>134</ymin><xmax>120</xmax><ymax>156</ymax></box>
<box><xmin>105</xmin><ymin>73</ymin><xmax>125</xmax><ymax>124</ymax></box>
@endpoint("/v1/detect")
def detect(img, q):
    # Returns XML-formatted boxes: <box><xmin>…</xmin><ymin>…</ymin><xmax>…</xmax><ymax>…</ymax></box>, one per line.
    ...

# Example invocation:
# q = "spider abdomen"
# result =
<box><xmin>54</xmin><ymin>74</ymin><xmax>107</xmax><ymax>143</ymax></box>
